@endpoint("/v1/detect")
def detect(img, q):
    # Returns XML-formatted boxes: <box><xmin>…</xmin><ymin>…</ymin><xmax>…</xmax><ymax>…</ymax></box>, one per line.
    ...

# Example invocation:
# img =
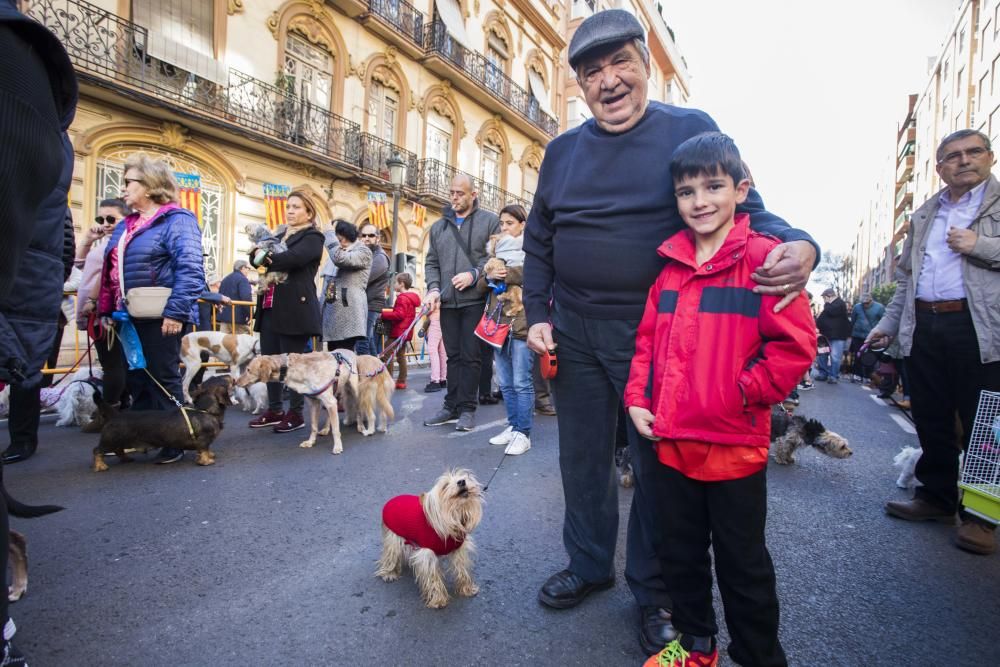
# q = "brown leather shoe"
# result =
<box><xmin>954</xmin><ymin>520</ymin><xmax>997</xmax><ymax>555</ymax></box>
<box><xmin>885</xmin><ymin>498</ymin><xmax>956</xmax><ymax>523</ymax></box>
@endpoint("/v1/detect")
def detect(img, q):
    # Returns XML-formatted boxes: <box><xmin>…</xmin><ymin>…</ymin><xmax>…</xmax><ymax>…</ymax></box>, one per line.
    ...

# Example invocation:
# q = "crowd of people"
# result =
<box><xmin>2</xmin><ymin>4</ymin><xmax>998</xmax><ymax>667</ymax></box>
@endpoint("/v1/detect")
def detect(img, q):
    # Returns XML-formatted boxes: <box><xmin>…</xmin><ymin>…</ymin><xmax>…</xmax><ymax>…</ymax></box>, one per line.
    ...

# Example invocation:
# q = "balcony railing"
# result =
<box><xmin>367</xmin><ymin>0</ymin><xmax>424</xmax><ymax>48</ymax></box>
<box><xmin>415</xmin><ymin>159</ymin><xmax>532</xmax><ymax>213</ymax></box>
<box><xmin>359</xmin><ymin>133</ymin><xmax>419</xmax><ymax>188</ymax></box>
<box><xmin>423</xmin><ymin>21</ymin><xmax>559</xmax><ymax>138</ymax></box>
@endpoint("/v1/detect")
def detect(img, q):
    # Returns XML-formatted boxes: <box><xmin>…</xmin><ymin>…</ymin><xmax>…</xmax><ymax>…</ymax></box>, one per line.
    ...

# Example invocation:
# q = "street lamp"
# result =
<box><xmin>386</xmin><ymin>150</ymin><xmax>407</xmax><ymax>303</ymax></box>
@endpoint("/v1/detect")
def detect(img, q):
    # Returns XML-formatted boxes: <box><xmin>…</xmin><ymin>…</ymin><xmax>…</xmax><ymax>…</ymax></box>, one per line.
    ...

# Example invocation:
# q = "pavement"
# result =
<box><xmin>4</xmin><ymin>368</ymin><xmax>999</xmax><ymax>666</ymax></box>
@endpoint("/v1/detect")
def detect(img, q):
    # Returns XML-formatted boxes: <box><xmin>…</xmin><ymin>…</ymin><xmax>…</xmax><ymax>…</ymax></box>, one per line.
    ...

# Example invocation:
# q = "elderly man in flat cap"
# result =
<box><xmin>523</xmin><ymin>8</ymin><xmax>819</xmax><ymax>657</ymax></box>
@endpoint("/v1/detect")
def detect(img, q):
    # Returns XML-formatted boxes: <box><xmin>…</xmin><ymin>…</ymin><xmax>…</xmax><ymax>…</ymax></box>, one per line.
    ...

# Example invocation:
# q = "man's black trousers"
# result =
<box><xmin>439</xmin><ymin>304</ymin><xmax>483</xmax><ymax>416</ymax></box>
<box><xmin>907</xmin><ymin>308</ymin><xmax>1000</xmax><ymax>520</ymax></box>
<box><xmin>549</xmin><ymin>301</ymin><xmax>670</xmax><ymax>608</ymax></box>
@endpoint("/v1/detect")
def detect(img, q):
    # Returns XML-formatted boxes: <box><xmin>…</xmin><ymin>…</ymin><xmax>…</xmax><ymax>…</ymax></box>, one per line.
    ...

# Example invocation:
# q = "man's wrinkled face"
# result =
<box><xmin>577</xmin><ymin>41</ymin><xmax>650</xmax><ymax>134</ymax></box>
<box><xmin>936</xmin><ymin>134</ymin><xmax>994</xmax><ymax>194</ymax></box>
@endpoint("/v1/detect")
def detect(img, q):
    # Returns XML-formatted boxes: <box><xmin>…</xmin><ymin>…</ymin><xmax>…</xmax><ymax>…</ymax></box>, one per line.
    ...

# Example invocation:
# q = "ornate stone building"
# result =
<box><xmin>23</xmin><ymin>0</ymin><xmax>691</xmax><ymax>283</ymax></box>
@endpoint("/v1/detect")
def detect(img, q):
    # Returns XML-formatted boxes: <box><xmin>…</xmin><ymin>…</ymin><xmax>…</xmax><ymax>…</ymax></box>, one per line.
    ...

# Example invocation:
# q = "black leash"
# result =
<box><xmin>482</xmin><ymin>449</ymin><xmax>510</xmax><ymax>492</ymax></box>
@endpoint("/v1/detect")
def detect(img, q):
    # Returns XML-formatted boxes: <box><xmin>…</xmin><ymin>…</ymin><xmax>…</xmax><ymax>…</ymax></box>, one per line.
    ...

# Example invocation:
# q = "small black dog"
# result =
<box><xmin>92</xmin><ymin>380</ymin><xmax>232</xmax><ymax>472</ymax></box>
<box><xmin>770</xmin><ymin>405</ymin><xmax>852</xmax><ymax>465</ymax></box>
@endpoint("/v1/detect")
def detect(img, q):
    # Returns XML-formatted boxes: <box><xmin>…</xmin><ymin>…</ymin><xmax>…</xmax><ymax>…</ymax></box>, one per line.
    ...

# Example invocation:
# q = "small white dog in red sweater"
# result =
<box><xmin>375</xmin><ymin>469</ymin><xmax>484</xmax><ymax>608</ymax></box>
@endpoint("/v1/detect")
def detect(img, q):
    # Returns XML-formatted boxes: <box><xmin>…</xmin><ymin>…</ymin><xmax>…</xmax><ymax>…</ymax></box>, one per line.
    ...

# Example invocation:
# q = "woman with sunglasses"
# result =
<box><xmin>76</xmin><ymin>198</ymin><xmax>130</xmax><ymax>425</ymax></box>
<box><xmin>97</xmin><ymin>154</ymin><xmax>206</xmax><ymax>463</ymax></box>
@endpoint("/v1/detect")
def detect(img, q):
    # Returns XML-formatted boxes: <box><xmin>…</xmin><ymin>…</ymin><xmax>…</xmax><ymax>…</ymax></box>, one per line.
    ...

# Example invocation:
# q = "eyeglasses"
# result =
<box><xmin>123</xmin><ymin>178</ymin><xmax>144</xmax><ymax>187</ymax></box>
<box><xmin>360</xmin><ymin>233</ymin><xmax>379</xmax><ymax>238</ymax></box>
<box><xmin>94</xmin><ymin>215</ymin><xmax>119</xmax><ymax>225</ymax></box>
<box><xmin>938</xmin><ymin>146</ymin><xmax>990</xmax><ymax>165</ymax></box>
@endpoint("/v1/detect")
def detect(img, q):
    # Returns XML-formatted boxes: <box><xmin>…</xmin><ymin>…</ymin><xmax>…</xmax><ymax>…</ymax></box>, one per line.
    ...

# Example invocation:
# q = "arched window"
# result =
<box><xmin>96</xmin><ymin>146</ymin><xmax>224</xmax><ymax>278</ymax></box>
<box><xmin>481</xmin><ymin>140</ymin><xmax>502</xmax><ymax>188</ymax></box>
<box><xmin>522</xmin><ymin>166</ymin><xmax>538</xmax><ymax>201</ymax></box>
<box><xmin>369</xmin><ymin>80</ymin><xmax>400</xmax><ymax>143</ymax></box>
<box><xmin>426</xmin><ymin>110</ymin><xmax>454</xmax><ymax>165</ymax></box>
<box><xmin>283</xmin><ymin>33</ymin><xmax>333</xmax><ymax>111</ymax></box>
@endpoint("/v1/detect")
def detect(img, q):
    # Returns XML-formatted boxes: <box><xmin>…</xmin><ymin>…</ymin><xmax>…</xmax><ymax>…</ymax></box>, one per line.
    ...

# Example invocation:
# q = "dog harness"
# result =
<box><xmin>382</xmin><ymin>494</ymin><xmax>464</xmax><ymax>556</ymax></box>
<box><xmin>300</xmin><ymin>351</ymin><xmax>351</xmax><ymax>397</ymax></box>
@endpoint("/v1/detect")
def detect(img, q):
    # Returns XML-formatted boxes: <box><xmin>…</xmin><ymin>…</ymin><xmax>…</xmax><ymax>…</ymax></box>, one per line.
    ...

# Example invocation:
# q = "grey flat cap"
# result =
<box><xmin>568</xmin><ymin>9</ymin><xmax>645</xmax><ymax>70</ymax></box>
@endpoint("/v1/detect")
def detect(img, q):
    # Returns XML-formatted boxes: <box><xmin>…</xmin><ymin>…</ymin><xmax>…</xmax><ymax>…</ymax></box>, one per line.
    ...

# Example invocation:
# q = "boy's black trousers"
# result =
<box><xmin>650</xmin><ymin>465</ymin><xmax>787</xmax><ymax>667</ymax></box>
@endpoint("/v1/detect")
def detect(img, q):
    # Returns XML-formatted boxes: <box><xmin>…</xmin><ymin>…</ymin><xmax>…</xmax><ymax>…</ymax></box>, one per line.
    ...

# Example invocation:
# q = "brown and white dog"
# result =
<box><xmin>237</xmin><ymin>352</ymin><xmax>358</xmax><ymax>454</ymax></box>
<box><xmin>376</xmin><ymin>469</ymin><xmax>484</xmax><ymax>608</ymax></box>
<box><xmin>346</xmin><ymin>355</ymin><xmax>396</xmax><ymax>436</ymax></box>
<box><xmin>180</xmin><ymin>332</ymin><xmax>258</xmax><ymax>403</ymax></box>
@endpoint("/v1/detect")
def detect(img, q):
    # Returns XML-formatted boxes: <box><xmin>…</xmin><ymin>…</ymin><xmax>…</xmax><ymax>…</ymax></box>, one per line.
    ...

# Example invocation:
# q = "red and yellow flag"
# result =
<box><xmin>264</xmin><ymin>183</ymin><xmax>291</xmax><ymax>230</ymax></box>
<box><xmin>412</xmin><ymin>202</ymin><xmax>426</xmax><ymax>228</ymax></box>
<box><xmin>174</xmin><ymin>172</ymin><xmax>202</xmax><ymax>227</ymax></box>
<box><xmin>367</xmin><ymin>192</ymin><xmax>389</xmax><ymax>229</ymax></box>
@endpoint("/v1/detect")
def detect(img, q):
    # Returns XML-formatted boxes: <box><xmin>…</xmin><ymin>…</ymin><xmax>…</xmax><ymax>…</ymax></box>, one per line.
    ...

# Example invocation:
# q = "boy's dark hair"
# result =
<box><xmin>333</xmin><ymin>218</ymin><xmax>358</xmax><ymax>242</ymax></box>
<box><xmin>396</xmin><ymin>272</ymin><xmax>413</xmax><ymax>289</ymax></box>
<box><xmin>669</xmin><ymin>132</ymin><xmax>745</xmax><ymax>186</ymax></box>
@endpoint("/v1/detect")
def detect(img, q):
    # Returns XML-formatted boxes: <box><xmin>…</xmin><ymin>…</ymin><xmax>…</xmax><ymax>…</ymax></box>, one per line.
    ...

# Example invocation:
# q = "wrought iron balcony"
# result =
<box><xmin>28</xmin><ymin>0</ymin><xmax>361</xmax><ymax>166</ymax></box>
<box><xmin>359</xmin><ymin>133</ymin><xmax>419</xmax><ymax>188</ymax></box>
<box><xmin>423</xmin><ymin>21</ymin><xmax>559</xmax><ymax>138</ymax></box>
<box><xmin>415</xmin><ymin>159</ymin><xmax>532</xmax><ymax>214</ymax></box>
<box><xmin>367</xmin><ymin>0</ymin><xmax>424</xmax><ymax>48</ymax></box>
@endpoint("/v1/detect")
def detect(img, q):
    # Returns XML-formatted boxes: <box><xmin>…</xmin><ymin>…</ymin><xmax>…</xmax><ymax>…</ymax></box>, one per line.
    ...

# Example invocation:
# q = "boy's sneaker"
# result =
<box><xmin>489</xmin><ymin>425</ymin><xmax>515</xmax><ymax>445</ymax></box>
<box><xmin>1</xmin><ymin>640</ymin><xmax>27</xmax><ymax>667</ymax></box>
<box><xmin>504</xmin><ymin>432</ymin><xmax>531</xmax><ymax>455</ymax></box>
<box><xmin>455</xmin><ymin>412</ymin><xmax>475</xmax><ymax>431</ymax></box>
<box><xmin>249</xmin><ymin>410</ymin><xmax>284</xmax><ymax>428</ymax></box>
<box><xmin>273</xmin><ymin>412</ymin><xmax>305</xmax><ymax>433</ymax></box>
<box><xmin>395</xmin><ymin>381</ymin><xmax>407</xmax><ymax>390</ymax></box>
<box><xmin>798</xmin><ymin>381</ymin><xmax>814</xmax><ymax>391</ymax></box>
<box><xmin>643</xmin><ymin>637</ymin><xmax>717</xmax><ymax>667</ymax></box>
<box><xmin>424</xmin><ymin>409</ymin><xmax>459</xmax><ymax>426</ymax></box>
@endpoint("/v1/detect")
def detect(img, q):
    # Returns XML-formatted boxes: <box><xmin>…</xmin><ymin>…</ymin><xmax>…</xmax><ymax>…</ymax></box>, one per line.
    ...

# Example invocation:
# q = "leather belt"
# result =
<box><xmin>915</xmin><ymin>299</ymin><xmax>967</xmax><ymax>313</ymax></box>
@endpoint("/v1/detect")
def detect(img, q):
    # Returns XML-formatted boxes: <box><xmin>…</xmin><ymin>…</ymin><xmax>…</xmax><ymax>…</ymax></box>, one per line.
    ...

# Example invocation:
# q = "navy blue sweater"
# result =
<box><xmin>523</xmin><ymin>102</ymin><xmax>818</xmax><ymax>324</ymax></box>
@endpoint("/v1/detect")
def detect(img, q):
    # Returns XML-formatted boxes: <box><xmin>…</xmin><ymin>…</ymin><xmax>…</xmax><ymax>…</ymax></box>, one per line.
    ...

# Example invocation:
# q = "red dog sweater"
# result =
<box><xmin>382</xmin><ymin>494</ymin><xmax>464</xmax><ymax>556</ymax></box>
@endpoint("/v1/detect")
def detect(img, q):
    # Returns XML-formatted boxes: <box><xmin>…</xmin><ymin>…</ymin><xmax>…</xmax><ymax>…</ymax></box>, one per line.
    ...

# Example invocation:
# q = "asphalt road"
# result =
<box><xmin>4</xmin><ymin>368</ymin><xmax>999</xmax><ymax>666</ymax></box>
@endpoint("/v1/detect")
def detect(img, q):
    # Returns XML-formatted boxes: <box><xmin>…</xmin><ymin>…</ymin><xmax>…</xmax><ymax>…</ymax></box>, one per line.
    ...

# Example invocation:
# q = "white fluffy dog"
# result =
<box><xmin>54</xmin><ymin>368</ymin><xmax>104</xmax><ymax>427</ymax></box>
<box><xmin>233</xmin><ymin>382</ymin><xmax>268</xmax><ymax>414</ymax></box>
<box><xmin>376</xmin><ymin>469</ymin><xmax>484</xmax><ymax>609</ymax></box>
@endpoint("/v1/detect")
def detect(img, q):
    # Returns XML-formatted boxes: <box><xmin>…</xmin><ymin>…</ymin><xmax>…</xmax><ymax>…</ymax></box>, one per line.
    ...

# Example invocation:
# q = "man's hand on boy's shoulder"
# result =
<box><xmin>751</xmin><ymin>240</ymin><xmax>816</xmax><ymax>313</ymax></box>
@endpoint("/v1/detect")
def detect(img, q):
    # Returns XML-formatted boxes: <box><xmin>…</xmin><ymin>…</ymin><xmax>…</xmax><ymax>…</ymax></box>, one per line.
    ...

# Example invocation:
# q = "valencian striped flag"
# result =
<box><xmin>367</xmin><ymin>191</ymin><xmax>389</xmax><ymax>229</ymax></box>
<box><xmin>174</xmin><ymin>172</ymin><xmax>202</xmax><ymax>227</ymax></box>
<box><xmin>411</xmin><ymin>202</ymin><xmax>426</xmax><ymax>228</ymax></box>
<box><xmin>264</xmin><ymin>183</ymin><xmax>291</xmax><ymax>230</ymax></box>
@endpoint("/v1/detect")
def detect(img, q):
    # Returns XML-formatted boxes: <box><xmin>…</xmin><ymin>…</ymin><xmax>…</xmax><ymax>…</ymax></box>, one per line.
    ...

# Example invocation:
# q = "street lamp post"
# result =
<box><xmin>386</xmin><ymin>151</ymin><xmax>407</xmax><ymax>304</ymax></box>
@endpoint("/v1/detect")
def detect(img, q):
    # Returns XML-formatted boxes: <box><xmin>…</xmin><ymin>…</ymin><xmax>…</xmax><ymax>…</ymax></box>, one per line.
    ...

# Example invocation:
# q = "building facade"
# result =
<box><xmin>850</xmin><ymin>0</ymin><xmax>1000</xmax><ymax>299</ymax></box>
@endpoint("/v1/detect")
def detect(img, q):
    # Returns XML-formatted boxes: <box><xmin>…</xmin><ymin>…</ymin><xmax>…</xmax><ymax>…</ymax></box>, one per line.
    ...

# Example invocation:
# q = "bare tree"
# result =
<box><xmin>813</xmin><ymin>252</ymin><xmax>854</xmax><ymax>297</ymax></box>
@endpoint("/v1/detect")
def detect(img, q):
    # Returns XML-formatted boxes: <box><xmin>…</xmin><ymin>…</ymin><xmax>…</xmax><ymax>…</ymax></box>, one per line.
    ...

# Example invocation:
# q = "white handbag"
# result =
<box><xmin>117</xmin><ymin>228</ymin><xmax>172</xmax><ymax>319</ymax></box>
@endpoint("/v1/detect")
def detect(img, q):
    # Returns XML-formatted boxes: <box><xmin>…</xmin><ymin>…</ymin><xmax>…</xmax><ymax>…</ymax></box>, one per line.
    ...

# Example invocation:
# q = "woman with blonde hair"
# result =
<box><xmin>97</xmin><ymin>152</ymin><xmax>205</xmax><ymax>463</ymax></box>
<box><xmin>247</xmin><ymin>189</ymin><xmax>324</xmax><ymax>434</ymax></box>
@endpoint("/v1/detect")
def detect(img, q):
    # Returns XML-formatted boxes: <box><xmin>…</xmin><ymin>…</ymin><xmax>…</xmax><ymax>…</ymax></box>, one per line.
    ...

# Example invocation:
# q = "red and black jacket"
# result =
<box><xmin>624</xmin><ymin>215</ymin><xmax>816</xmax><ymax>446</ymax></box>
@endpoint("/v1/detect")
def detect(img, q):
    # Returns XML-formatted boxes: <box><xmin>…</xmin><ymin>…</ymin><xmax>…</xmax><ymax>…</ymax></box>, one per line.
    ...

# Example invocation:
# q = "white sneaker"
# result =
<box><xmin>489</xmin><ymin>425</ymin><xmax>515</xmax><ymax>446</ymax></box>
<box><xmin>504</xmin><ymin>432</ymin><xmax>531</xmax><ymax>456</ymax></box>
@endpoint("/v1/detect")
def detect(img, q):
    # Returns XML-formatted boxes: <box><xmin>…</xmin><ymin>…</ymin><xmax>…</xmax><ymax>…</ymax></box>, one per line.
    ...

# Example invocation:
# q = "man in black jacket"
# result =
<box><xmin>358</xmin><ymin>223</ymin><xmax>390</xmax><ymax>355</ymax></box>
<box><xmin>422</xmin><ymin>175</ymin><xmax>500</xmax><ymax>432</ymax></box>
<box><xmin>218</xmin><ymin>260</ymin><xmax>253</xmax><ymax>334</ymax></box>
<box><xmin>0</xmin><ymin>0</ymin><xmax>78</xmax><ymax>662</ymax></box>
<box><xmin>815</xmin><ymin>287</ymin><xmax>852</xmax><ymax>383</ymax></box>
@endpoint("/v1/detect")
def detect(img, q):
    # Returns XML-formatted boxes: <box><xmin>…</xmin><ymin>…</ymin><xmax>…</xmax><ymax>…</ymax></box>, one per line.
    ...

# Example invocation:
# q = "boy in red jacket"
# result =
<box><xmin>625</xmin><ymin>133</ymin><xmax>815</xmax><ymax>667</ymax></box>
<box><xmin>381</xmin><ymin>272</ymin><xmax>422</xmax><ymax>389</ymax></box>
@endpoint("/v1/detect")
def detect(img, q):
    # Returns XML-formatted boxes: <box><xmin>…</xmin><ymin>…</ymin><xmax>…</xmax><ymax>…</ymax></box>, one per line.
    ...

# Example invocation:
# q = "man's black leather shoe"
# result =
<box><xmin>639</xmin><ymin>606</ymin><xmax>678</xmax><ymax>655</ymax></box>
<box><xmin>2</xmin><ymin>445</ymin><xmax>36</xmax><ymax>465</ymax></box>
<box><xmin>537</xmin><ymin>569</ymin><xmax>614</xmax><ymax>609</ymax></box>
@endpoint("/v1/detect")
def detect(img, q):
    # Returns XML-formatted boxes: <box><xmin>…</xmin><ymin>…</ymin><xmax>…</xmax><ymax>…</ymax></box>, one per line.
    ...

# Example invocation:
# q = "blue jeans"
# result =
<box><xmin>822</xmin><ymin>338</ymin><xmax>846</xmax><ymax>379</ymax></box>
<box><xmin>356</xmin><ymin>311</ymin><xmax>381</xmax><ymax>356</ymax></box>
<box><xmin>494</xmin><ymin>337</ymin><xmax>534</xmax><ymax>435</ymax></box>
